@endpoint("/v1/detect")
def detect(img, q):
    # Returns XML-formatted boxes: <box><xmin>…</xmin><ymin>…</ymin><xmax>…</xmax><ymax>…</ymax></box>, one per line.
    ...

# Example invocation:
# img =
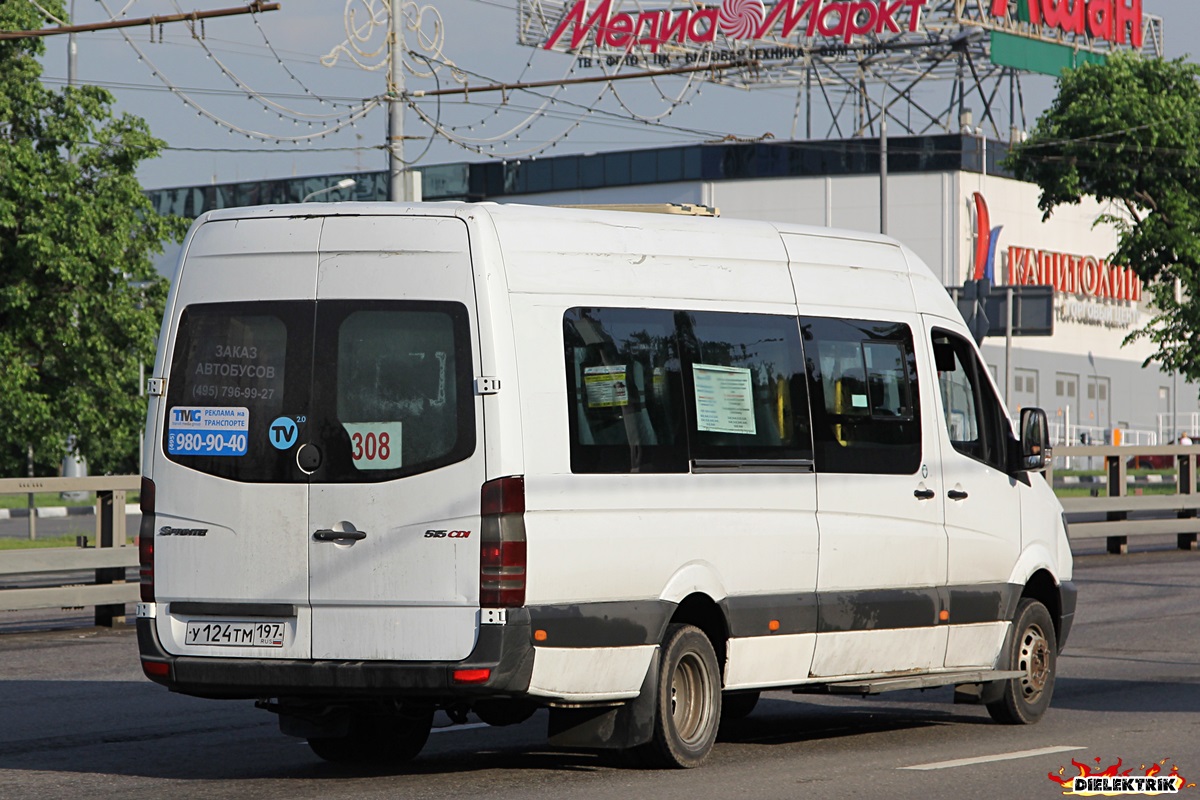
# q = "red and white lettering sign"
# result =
<box><xmin>987</xmin><ymin>0</ymin><xmax>1143</xmax><ymax>48</ymax></box>
<box><xmin>542</xmin><ymin>0</ymin><xmax>928</xmax><ymax>52</ymax></box>
<box><xmin>1007</xmin><ymin>245</ymin><xmax>1143</xmax><ymax>303</ymax></box>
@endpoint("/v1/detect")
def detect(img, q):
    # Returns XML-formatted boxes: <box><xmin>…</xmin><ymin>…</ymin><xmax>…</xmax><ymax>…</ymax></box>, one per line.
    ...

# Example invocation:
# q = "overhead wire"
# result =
<box><xmin>95</xmin><ymin>0</ymin><xmax>382</xmax><ymax>144</ymax></box>
<box><xmin>166</xmin><ymin>0</ymin><xmax>371</xmax><ymax>121</ymax></box>
<box><xmin>410</xmin><ymin>51</ymin><xmax>747</xmax><ymax>142</ymax></box>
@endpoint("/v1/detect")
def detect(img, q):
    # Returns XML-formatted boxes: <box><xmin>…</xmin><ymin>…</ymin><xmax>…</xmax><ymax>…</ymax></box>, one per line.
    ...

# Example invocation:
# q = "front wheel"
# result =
<box><xmin>308</xmin><ymin>708</ymin><xmax>434</xmax><ymax>764</ymax></box>
<box><xmin>636</xmin><ymin>623</ymin><xmax>722</xmax><ymax>768</ymax></box>
<box><xmin>987</xmin><ymin>598</ymin><xmax>1057</xmax><ymax>725</ymax></box>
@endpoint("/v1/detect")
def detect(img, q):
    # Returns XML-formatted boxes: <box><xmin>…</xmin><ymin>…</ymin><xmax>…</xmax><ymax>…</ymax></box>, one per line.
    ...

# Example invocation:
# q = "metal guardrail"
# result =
<box><xmin>1049</xmin><ymin>445</ymin><xmax>1200</xmax><ymax>555</ymax></box>
<box><xmin>0</xmin><ymin>453</ymin><xmax>1195</xmax><ymax>629</ymax></box>
<box><xmin>0</xmin><ymin>475</ymin><xmax>140</xmax><ymax>627</ymax></box>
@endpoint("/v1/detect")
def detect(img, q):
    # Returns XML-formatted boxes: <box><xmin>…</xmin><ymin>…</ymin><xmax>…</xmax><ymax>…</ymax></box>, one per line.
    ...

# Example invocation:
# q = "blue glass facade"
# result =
<box><xmin>146</xmin><ymin>134</ymin><xmax>1010</xmax><ymax>219</ymax></box>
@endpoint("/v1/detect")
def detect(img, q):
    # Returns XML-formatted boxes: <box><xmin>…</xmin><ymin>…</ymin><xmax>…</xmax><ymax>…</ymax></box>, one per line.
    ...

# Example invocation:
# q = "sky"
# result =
<box><xmin>30</xmin><ymin>0</ymin><xmax>1200</xmax><ymax>192</ymax></box>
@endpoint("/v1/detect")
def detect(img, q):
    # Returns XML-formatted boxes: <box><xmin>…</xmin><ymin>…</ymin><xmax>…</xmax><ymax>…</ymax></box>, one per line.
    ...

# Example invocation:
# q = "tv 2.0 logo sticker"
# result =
<box><xmin>269</xmin><ymin>416</ymin><xmax>302</xmax><ymax>450</ymax></box>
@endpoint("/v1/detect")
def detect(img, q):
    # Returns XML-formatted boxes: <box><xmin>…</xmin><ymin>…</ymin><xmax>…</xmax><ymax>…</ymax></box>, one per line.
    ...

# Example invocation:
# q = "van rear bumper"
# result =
<box><xmin>137</xmin><ymin>611</ymin><xmax>534</xmax><ymax>700</ymax></box>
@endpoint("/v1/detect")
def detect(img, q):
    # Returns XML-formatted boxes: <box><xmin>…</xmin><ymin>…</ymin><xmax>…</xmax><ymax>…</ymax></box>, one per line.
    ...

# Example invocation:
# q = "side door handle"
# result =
<box><xmin>913</xmin><ymin>489</ymin><xmax>935</xmax><ymax>500</ymax></box>
<box><xmin>313</xmin><ymin>529</ymin><xmax>368</xmax><ymax>542</ymax></box>
<box><xmin>947</xmin><ymin>489</ymin><xmax>969</xmax><ymax>501</ymax></box>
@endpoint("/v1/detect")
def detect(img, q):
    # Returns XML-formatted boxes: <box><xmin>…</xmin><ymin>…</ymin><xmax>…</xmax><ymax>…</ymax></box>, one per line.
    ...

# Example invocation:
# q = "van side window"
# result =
<box><xmin>801</xmin><ymin>317</ymin><xmax>921</xmax><ymax>475</ymax></box>
<box><xmin>932</xmin><ymin>329</ymin><xmax>1008</xmax><ymax>470</ymax></box>
<box><xmin>564</xmin><ymin>308</ymin><xmax>687</xmax><ymax>473</ymax></box>
<box><xmin>679</xmin><ymin>311</ymin><xmax>813</xmax><ymax>463</ymax></box>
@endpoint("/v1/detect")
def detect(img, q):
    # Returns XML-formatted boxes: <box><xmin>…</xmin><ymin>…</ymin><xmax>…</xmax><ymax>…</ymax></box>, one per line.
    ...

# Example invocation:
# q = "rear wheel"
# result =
<box><xmin>636</xmin><ymin>623</ymin><xmax>721</xmax><ymax>768</ymax></box>
<box><xmin>987</xmin><ymin>598</ymin><xmax>1057</xmax><ymax>725</ymax></box>
<box><xmin>307</xmin><ymin>708</ymin><xmax>434</xmax><ymax>764</ymax></box>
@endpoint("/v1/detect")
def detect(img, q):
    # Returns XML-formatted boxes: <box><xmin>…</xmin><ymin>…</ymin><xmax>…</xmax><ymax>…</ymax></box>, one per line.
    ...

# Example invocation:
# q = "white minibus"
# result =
<box><xmin>137</xmin><ymin>202</ymin><xmax>1075</xmax><ymax>768</ymax></box>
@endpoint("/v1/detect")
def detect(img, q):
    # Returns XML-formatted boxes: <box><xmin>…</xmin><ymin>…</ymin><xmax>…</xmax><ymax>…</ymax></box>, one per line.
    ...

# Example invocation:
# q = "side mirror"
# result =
<box><xmin>1017</xmin><ymin>407</ymin><xmax>1051</xmax><ymax>472</ymax></box>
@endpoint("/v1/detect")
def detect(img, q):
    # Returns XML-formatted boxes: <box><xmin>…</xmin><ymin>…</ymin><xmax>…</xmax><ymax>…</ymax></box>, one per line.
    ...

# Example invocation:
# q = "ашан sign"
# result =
<box><xmin>987</xmin><ymin>0</ymin><xmax>1143</xmax><ymax>48</ymax></box>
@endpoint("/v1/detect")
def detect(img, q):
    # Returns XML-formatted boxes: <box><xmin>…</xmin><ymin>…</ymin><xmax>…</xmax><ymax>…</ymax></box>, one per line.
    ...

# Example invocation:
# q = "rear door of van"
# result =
<box><xmin>152</xmin><ymin>212</ymin><xmax>484</xmax><ymax>664</ymax></box>
<box><xmin>152</xmin><ymin>215</ymin><xmax>320</xmax><ymax>660</ymax></box>
<box><xmin>306</xmin><ymin>215</ymin><xmax>483</xmax><ymax>661</ymax></box>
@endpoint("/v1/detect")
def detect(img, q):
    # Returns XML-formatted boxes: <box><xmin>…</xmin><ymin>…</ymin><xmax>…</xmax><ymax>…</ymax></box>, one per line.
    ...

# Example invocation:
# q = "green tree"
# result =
<box><xmin>1006</xmin><ymin>52</ymin><xmax>1200</xmax><ymax>382</ymax></box>
<box><xmin>0</xmin><ymin>2</ymin><xmax>187</xmax><ymax>476</ymax></box>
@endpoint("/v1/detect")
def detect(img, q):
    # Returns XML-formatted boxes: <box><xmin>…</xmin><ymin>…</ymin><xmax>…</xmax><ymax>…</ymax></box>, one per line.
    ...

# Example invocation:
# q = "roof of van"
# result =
<box><xmin>201</xmin><ymin>199</ymin><xmax>889</xmax><ymax>245</ymax></box>
<box><xmin>195</xmin><ymin>201</ymin><xmax>963</xmax><ymax>320</ymax></box>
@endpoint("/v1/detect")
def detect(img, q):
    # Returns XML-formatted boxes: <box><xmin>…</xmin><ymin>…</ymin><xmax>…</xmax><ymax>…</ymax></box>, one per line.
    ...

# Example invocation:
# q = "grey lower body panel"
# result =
<box><xmin>137</xmin><ymin>610</ymin><xmax>535</xmax><ymax>700</ymax></box>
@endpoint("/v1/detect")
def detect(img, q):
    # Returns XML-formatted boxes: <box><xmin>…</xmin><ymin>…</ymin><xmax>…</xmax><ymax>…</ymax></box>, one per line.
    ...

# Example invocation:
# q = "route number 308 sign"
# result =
<box><xmin>341</xmin><ymin>422</ymin><xmax>403</xmax><ymax>470</ymax></box>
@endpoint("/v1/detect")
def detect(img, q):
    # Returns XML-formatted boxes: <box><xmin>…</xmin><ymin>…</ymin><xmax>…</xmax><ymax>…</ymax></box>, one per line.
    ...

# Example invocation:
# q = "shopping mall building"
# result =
<box><xmin>146</xmin><ymin>133</ymin><xmax>1200</xmax><ymax>444</ymax></box>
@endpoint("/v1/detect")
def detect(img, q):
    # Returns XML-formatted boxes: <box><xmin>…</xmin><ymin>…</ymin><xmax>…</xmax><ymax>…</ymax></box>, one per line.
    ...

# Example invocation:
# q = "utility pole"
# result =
<box><xmin>879</xmin><ymin>118</ymin><xmax>888</xmax><ymax>235</ymax></box>
<box><xmin>388</xmin><ymin>0</ymin><xmax>407</xmax><ymax>202</ymax></box>
<box><xmin>68</xmin><ymin>0</ymin><xmax>77</xmax><ymax>86</ymax></box>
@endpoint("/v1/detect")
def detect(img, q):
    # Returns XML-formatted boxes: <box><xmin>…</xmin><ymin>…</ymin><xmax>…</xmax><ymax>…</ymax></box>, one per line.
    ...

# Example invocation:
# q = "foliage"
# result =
<box><xmin>0</xmin><ymin>2</ymin><xmax>187</xmax><ymax>476</ymax></box>
<box><xmin>1006</xmin><ymin>52</ymin><xmax>1200</xmax><ymax>382</ymax></box>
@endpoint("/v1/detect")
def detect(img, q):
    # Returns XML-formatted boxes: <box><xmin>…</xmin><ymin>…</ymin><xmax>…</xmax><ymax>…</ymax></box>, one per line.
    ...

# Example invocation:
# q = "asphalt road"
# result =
<box><xmin>1</xmin><ymin>549</ymin><xmax>1198</xmax><ymax>800</ymax></box>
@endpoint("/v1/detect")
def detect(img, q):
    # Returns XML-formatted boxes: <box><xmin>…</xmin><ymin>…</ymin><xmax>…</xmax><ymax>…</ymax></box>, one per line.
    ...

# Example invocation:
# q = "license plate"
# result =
<box><xmin>184</xmin><ymin>620</ymin><xmax>286</xmax><ymax>647</ymax></box>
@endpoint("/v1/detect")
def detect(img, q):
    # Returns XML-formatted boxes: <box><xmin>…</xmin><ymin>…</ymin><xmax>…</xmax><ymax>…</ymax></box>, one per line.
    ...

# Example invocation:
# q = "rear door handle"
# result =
<box><xmin>913</xmin><ymin>489</ymin><xmax>935</xmax><ymax>500</ymax></box>
<box><xmin>313</xmin><ymin>529</ymin><xmax>367</xmax><ymax>542</ymax></box>
<box><xmin>947</xmin><ymin>490</ymin><xmax>969</xmax><ymax>501</ymax></box>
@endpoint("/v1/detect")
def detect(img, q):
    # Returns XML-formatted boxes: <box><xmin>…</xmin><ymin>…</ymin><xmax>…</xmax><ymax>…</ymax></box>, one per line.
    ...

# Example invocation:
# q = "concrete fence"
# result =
<box><xmin>0</xmin><ymin>475</ymin><xmax>140</xmax><ymax>627</ymax></box>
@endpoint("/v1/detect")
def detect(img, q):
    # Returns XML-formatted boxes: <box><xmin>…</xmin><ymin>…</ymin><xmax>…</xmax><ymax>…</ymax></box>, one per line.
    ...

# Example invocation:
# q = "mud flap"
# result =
<box><xmin>546</xmin><ymin>650</ymin><xmax>659</xmax><ymax>750</ymax></box>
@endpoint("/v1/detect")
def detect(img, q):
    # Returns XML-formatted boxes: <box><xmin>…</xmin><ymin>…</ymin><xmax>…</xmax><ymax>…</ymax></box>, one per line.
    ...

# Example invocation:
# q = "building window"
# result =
<box><xmin>1014</xmin><ymin>369</ymin><xmax>1038</xmax><ymax>397</ymax></box>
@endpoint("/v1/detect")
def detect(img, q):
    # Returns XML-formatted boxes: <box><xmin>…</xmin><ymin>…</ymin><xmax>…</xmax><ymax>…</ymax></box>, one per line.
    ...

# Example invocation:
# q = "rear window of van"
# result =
<box><xmin>163</xmin><ymin>300</ymin><xmax>475</xmax><ymax>483</ymax></box>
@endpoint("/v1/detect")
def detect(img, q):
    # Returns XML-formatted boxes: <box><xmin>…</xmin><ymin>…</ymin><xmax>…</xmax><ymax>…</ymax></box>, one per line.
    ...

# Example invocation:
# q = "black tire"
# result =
<box><xmin>308</xmin><ymin>708</ymin><xmax>434</xmax><ymax>764</ymax></box>
<box><xmin>637</xmin><ymin>624</ymin><xmax>722</xmax><ymax>769</ymax></box>
<box><xmin>720</xmin><ymin>691</ymin><xmax>760</xmax><ymax>721</ymax></box>
<box><xmin>986</xmin><ymin>598</ymin><xmax>1057</xmax><ymax>725</ymax></box>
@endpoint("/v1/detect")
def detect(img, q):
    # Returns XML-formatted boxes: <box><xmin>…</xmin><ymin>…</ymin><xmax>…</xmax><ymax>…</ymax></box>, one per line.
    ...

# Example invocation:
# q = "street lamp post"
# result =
<box><xmin>302</xmin><ymin>178</ymin><xmax>356</xmax><ymax>203</ymax></box>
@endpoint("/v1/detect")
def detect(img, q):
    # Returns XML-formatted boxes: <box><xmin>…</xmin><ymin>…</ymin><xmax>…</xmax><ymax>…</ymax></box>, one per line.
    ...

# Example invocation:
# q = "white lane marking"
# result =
<box><xmin>900</xmin><ymin>745</ymin><xmax>1086</xmax><ymax>771</ymax></box>
<box><xmin>430</xmin><ymin>722</ymin><xmax>490</xmax><ymax>734</ymax></box>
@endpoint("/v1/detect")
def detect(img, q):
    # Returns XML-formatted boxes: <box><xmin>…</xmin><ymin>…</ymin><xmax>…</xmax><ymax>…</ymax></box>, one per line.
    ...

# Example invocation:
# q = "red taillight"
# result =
<box><xmin>481</xmin><ymin>475</ymin><xmax>525</xmax><ymax>516</ymax></box>
<box><xmin>479</xmin><ymin>476</ymin><xmax>526</xmax><ymax>608</ymax></box>
<box><xmin>142</xmin><ymin>660</ymin><xmax>169</xmax><ymax>678</ymax></box>
<box><xmin>139</xmin><ymin>476</ymin><xmax>155</xmax><ymax>602</ymax></box>
<box><xmin>452</xmin><ymin>668</ymin><xmax>492</xmax><ymax>684</ymax></box>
